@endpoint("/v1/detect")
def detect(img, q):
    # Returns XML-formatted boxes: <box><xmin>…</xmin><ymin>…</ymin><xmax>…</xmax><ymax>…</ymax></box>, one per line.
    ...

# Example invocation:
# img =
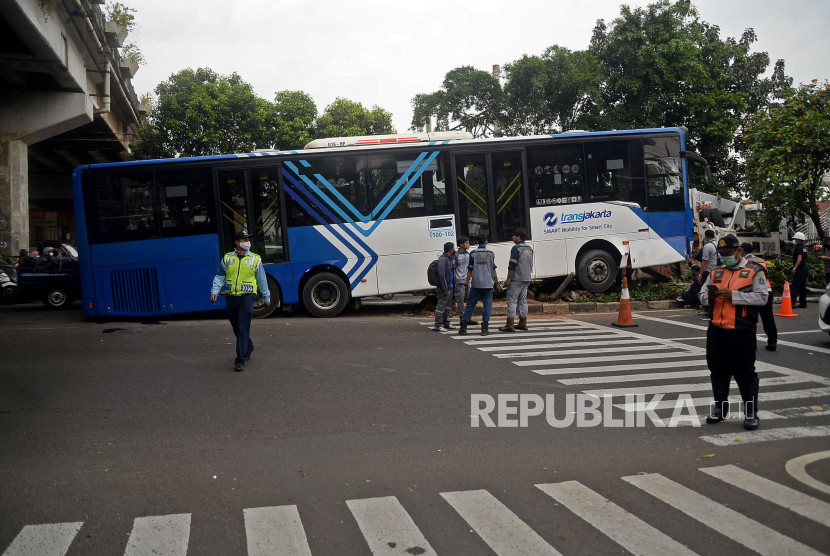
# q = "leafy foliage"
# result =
<box><xmin>314</xmin><ymin>98</ymin><xmax>395</xmax><ymax>139</ymax></box>
<box><xmin>106</xmin><ymin>2</ymin><xmax>137</xmax><ymax>33</ymax></box>
<box><xmin>411</xmin><ymin>66</ymin><xmax>503</xmax><ymax>137</ymax></box>
<box><xmin>766</xmin><ymin>255</ymin><xmax>826</xmax><ymax>289</ymax></box>
<box><xmin>129</xmin><ymin>68</ymin><xmax>277</xmax><ymax>159</ymax></box>
<box><xmin>273</xmin><ymin>90</ymin><xmax>317</xmax><ymax>150</ymax></box>
<box><xmin>745</xmin><ymin>80</ymin><xmax>830</xmax><ymax>239</ymax></box>
<box><xmin>410</xmin><ymin>0</ymin><xmax>791</xmax><ymax>194</ymax></box>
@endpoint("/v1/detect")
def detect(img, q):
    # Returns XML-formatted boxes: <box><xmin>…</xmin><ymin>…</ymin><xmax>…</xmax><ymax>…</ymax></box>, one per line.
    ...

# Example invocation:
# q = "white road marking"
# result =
<box><xmin>615</xmin><ymin>387</ymin><xmax>830</xmax><ymax>412</ymax></box>
<box><xmin>513</xmin><ymin>351</ymin><xmax>700</xmax><ymax>367</ymax></box>
<box><xmin>477</xmin><ymin>336</ymin><xmax>635</xmax><ymax>351</ymax></box>
<box><xmin>584</xmin><ymin>375</ymin><xmax>812</xmax><ymax>398</ymax></box>
<box><xmin>346</xmin><ymin>496</ymin><xmax>436</xmax><ymax>556</ymax></box>
<box><xmin>700</xmin><ymin>426</ymin><xmax>830</xmax><ymax>446</ymax></box>
<box><xmin>532</xmin><ymin>360</ymin><xmax>709</xmax><ymax>376</ymax></box>
<box><xmin>123</xmin><ymin>514</ymin><xmax>191</xmax><ymax>556</ymax></box>
<box><xmin>786</xmin><ymin>451</ymin><xmax>830</xmax><ymax>497</ymax></box>
<box><xmin>456</xmin><ymin>330</ymin><xmax>612</xmax><ymax>342</ymax></box>
<box><xmin>700</xmin><ymin>465</ymin><xmax>830</xmax><ymax>528</ymax></box>
<box><xmin>635</xmin><ymin>314</ymin><xmax>830</xmax><ymax>355</ymax></box>
<box><xmin>1</xmin><ymin>522</ymin><xmax>83</xmax><ymax>556</ymax></box>
<box><xmin>623</xmin><ymin>473</ymin><xmax>824</xmax><ymax>556</ymax></box>
<box><xmin>441</xmin><ymin>489</ymin><xmax>562</xmax><ymax>556</ymax></box>
<box><xmin>495</xmin><ymin>344</ymin><xmax>670</xmax><ymax>359</ymax></box>
<box><xmin>536</xmin><ymin>481</ymin><xmax>698</xmax><ymax>556</ymax></box>
<box><xmin>769</xmin><ymin>406</ymin><xmax>830</xmax><ymax>418</ymax></box>
<box><xmin>244</xmin><ymin>506</ymin><xmax>312</xmax><ymax>556</ymax></box>
<box><xmin>559</xmin><ymin>369</ymin><xmax>737</xmax><ymax>385</ymax></box>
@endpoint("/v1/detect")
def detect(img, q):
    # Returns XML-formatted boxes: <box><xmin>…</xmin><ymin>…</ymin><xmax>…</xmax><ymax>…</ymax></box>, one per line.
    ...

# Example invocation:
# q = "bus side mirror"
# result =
<box><xmin>680</xmin><ymin>150</ymin><xmax>712</xmax><ymax>185</ymax></box>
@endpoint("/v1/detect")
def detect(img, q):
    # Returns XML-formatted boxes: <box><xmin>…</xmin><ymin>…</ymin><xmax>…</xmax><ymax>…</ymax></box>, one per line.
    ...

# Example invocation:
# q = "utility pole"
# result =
<box><xmin>492</xmin><ymin>64</ymin><xmax>501</xmax><ymax>137</ymax></box>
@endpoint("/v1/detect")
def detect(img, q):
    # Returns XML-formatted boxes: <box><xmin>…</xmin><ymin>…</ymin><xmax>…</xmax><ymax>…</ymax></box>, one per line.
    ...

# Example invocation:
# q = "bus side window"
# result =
<box><xmin>368</xmin><ymin>151</ymin><xmax>452</xmax><ymax>220</ymax></box>
<box><xmin>527</xmin><ymin>145</ymin><xmax>585</xmax><ymax>207</ymax></box>
<box><xmin>584</xmin><ymin>140</ymin><xmax>646</xmax><ymax>207</ymax></box>
<box><xmin>155</xmin><ymin>168</ymin><xmax>216</xmax><ymax>237</ymax></box>
<box><xmin>84</xmin><ymin>171</ymin><xmax>157</xmax><ymax>244</ymax></box>
<box><xmin>644</xmin><ymin>136</ymin><xmax>684</xmax><ymax>212</ymax></box>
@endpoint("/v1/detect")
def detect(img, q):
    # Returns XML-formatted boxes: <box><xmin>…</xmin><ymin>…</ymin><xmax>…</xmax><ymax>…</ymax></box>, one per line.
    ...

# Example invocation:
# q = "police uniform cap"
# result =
<box><xmin>234</xmin><ymin>230</ymin><xmax>253</xmax><ymax>241</ymax></box>
<box><xmin>716</xmin><ymin>234</ymin><xmax>741</xmax><ymax>254</ymax></box>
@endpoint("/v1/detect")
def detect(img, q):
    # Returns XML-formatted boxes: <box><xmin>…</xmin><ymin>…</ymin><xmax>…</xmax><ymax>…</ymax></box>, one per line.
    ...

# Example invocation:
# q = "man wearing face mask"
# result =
<box><xmin>699</xmin><ymin>234</ymin><xmax>768</xmax><ymax>430</ymax></box>
<box><xmin>210</xmin><ymin>230</ymin><xmax>271</xmax><ymax>372</ymax></box>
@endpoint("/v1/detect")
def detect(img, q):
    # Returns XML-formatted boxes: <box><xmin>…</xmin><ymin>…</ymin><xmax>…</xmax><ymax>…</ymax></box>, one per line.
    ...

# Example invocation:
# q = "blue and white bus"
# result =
<box><xmin>72</xmin><ymin>127</ymin><xmax>707</xmax><ymax>318</ymax></box>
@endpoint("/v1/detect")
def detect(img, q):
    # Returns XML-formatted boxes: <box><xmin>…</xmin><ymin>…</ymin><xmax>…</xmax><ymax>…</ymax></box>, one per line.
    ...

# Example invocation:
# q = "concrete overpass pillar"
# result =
<box><xmin>0</xmin><ymin>140</ymin><xmax>28</xmax><ymax>256</ymax></box>
<box><xmin>0</xmin><ymin>89</ymin><xmax>92</xmax><ymax>257</ymax></box>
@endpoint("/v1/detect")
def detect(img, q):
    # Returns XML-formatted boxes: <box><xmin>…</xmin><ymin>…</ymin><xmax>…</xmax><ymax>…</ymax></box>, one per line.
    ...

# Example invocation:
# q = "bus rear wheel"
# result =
<box><xmin>577</xmin><ymin>249</ymin><xmax>618</xmax><ymax>293</ymax></box>
<box><xmin>253</xmin><ymin>275</ymin><xmax>280</xmax><ymax>319</ymax></box>
<box><xmin>303</xmin><ymin>272</ymin><xmax>349</xmax><ymax>318</ymax></box>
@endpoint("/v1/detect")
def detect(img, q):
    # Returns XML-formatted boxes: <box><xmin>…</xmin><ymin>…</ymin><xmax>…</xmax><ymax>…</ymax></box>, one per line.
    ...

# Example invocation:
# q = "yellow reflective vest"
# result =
<box><xmin>223</xmin><ymin>252</ymin><xmax>261</xmax><ymax>295</ymax></box>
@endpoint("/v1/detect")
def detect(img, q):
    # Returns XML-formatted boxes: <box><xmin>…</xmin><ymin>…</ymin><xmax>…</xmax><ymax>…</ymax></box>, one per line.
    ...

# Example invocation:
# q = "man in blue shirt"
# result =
<box><xmin>210</xmin><ymin>230</ymin><xmax>271</xmax><ymax>372</ymax></box>
<box><xmin>460</xmin><ymin>234</ymin><xmax>500</xmax><ymax>336</ymax></box>
<box><xmin>433</xmin><ymin>242</ymin><xmax>456</xmax><ymax>332</ymax></box>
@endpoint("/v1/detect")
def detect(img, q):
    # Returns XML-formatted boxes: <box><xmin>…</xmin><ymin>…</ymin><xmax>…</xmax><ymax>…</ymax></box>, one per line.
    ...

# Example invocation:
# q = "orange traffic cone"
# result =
<box><xmin>613</xmin><ymin>274</ymin><xmax>638</xmax><ymax>327</ymax></box>
<box><xmin>775</xmin><ymin>281</ymin><xmax>798</xmax><ymax>317</ymax></box>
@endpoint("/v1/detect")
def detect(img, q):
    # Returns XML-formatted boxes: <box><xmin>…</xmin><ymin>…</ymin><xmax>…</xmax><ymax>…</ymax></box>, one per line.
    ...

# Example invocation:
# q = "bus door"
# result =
<box><xmin>453</xmin><ymin>150</ymin><xmax>528</xmax><ymax>243</ymax></box>
<box><xmin>216</xmin><ymin>167</ymin><xmax>291</xmax><ymax>305</ymax></box>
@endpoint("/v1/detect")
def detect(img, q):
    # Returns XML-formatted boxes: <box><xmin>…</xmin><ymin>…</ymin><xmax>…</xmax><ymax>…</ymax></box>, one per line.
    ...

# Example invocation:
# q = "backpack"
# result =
<box><xmin>427</xmin><ymin>256</ymin><xmax>440</xmax><ymax>286</ymax></box>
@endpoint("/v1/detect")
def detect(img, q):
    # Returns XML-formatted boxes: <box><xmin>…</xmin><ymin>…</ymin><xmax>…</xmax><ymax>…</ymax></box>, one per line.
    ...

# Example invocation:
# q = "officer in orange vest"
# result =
<box><xmin>698</xmin><ymin>234</ymin><xmax>768</xmax><ymax>430</ymax></box>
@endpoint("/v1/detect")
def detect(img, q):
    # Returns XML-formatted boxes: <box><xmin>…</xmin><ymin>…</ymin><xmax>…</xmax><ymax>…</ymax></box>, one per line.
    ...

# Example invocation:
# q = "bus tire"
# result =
<box><xmin>42</xmin><ymin>286</ymin><xmax>71</xmax><ymax>309</ymax></box>
<box><xmin>303</xmin><ymin>272</ymin><xmax>349</xmax><ymax>318</ymax></box>
<box><xmin>253</xmin><ymin>275</ymin><xmax>280</xmax><ymax>319</ymax></box>
<box><xmin>577</xmin><ymin>249</ymin><xmax>618</xmax><ymax>293</ymax></box>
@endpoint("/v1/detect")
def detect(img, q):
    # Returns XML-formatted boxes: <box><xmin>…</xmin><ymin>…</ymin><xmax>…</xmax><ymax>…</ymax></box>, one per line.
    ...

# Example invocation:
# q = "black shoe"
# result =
<box><xmin>235</xmin><ymin>364</ymin><xmax>244</xmax><ymax>372</ymax></box>
<box><xmin>744</xmin><ymin>416</ymin><xmax>760</xmax><ymax>430</ymax></box>
<box><xmin>705</xmin><ymin>411</ymin><xmax>725</xmax><ymax>424</ymax></box>
<box><xmin>481</xmin><ymin>322</ymin><xmax>489</xmax><ymax>336</ymax></box>
<box><xmin>765</xmin><ymin>343</ymin><xmax>776</xmax><ymax>351</ymax></box>
<box><xmin>459</xmin><ymin>322</ymin><xmax>468</xmax><ymax>336</ymax></box>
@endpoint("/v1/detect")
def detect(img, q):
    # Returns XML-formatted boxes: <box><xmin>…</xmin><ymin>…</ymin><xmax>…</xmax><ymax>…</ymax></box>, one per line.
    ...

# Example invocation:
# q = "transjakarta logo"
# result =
<box><xmin>544</xmin><ymin>212</ymin><xmax>558</xmax><ymax>227</ymax></box>
<box><xmin>559</xmin><ymin>209</ymin><xmax>613</xmax><ymax>223</ymax></box>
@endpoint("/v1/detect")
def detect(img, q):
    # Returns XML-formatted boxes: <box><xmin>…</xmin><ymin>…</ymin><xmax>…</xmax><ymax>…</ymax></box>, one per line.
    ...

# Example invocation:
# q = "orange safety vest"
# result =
<box><xmin>709</xmin><ymin>263</ymin><xmax>761</xmax><ymax>330</ymax></box>
<box><xmin>745</xmin><ymin>255</ymin><xmax>771</xmax><ymax>291</ymax></box>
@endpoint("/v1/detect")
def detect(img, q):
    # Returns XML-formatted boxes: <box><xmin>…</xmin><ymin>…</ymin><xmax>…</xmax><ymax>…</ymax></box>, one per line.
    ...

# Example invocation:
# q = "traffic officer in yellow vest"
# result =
<box><xmin>210</xmin><ymin>230</ymin><xmax>270</xmax><ymax>372</ymax></box>
<box><xmin>698</xmin><ymin>234</ymin><xmax>767</xmax><ymax>430</ymax></box>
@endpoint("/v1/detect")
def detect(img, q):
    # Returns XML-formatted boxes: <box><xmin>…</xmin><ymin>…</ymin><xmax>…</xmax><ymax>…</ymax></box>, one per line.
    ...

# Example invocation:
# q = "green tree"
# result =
<box><xmin>273</xmin><ymin>90</ymin><xmax>317</xmax><ymax>150</ymax></box>
<box><xmin>502</xmin><ymin>47</ymin><xmax>603</xmax><ymax>135</ymax></box>
<box><xmin>129</xmin><ymin>68</ymin><xmax>276</xmax><ymax>159</ymax></box>
<box><xmin>314</xmin><ymin>98</ymin><xmax>395</xmax><ymax>139</ymax></box>
<box><xmin>411</xmin><ymin>66</ymin><xmax>503</xmax><ymax>137</ymax></box>
<box><xmin>588</xmin><ymin>0</ymin><xmax>791</xmax><ymax>193</ymax></box>
<box><xmin>745</xmin><ymin>80</ymin><xmax>830</xmax><ymax>240</ymax></box>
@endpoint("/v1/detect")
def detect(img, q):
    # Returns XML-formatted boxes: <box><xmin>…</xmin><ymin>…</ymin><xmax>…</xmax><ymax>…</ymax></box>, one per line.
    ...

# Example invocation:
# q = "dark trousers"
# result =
<box><xmin>706</xmin><ymin>325</ymin><xmax>759</xmax><ymax>414</ymax></box>
<box><xmin>462</xmin><ymin>288</ymin><xmax>494</xmax><ymax>323</ymax></box>
<box><xmin>825</xmin><ymin>271</ymin><xmax>830</xmax><ymax>286</ymax></box>
<box><xmin>679</xmin><ymin>279</ymin><xmax>702</xmax><ymax>306</ymax></box>
<box><xmin>226</xmin><ymin>293</ymin><xmax>255</xmax><ymax>366</ymax></box>
<box><xmin>792</xmin><ymin>269</ymin><xmax>808</xmax><ymax>307</ymax></box>
<box><xmin>760</xmin><ymin>291</ymin><xmax>777</xmax><ymax>346</ymax></box>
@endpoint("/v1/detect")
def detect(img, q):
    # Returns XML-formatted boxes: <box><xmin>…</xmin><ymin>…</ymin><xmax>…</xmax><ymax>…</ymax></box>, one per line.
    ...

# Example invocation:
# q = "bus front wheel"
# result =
<box><xmin>577</xmin><ymin>249</ymin><xmax>618</xmax><ymax>293</ymax></box>
<box><xmin>303</xmin><ymin>272</ymin><xmax>349</xmax><ymax>318</ymax></box>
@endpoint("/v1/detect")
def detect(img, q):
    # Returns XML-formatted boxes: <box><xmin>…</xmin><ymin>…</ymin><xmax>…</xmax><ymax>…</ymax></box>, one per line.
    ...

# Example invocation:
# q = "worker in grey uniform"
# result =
<box><xmin>698</xmin><ymin>234</ymin><xmax>768</xmax><ymax>430</ymax></box>
<box><xmin>452</xmin><ymin>235</ymin><xmax>477</xmax><ymax>326</ymax></box>
<box><xmin>459</xmin><ymin>234</ymin><xmax>499</xmax><ymax>336</ymax></box>
<box><xmin>499</xmin><ymin>228</ymin><xmax>534</xmax><ymax>332</ymax></box>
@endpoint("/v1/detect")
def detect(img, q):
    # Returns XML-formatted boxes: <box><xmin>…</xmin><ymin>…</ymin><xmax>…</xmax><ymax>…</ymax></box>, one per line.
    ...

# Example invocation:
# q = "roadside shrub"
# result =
<box><xmin>766</xmin><ymin>255</ymin><xmax>824</xmax><ymax>290</ymax></box>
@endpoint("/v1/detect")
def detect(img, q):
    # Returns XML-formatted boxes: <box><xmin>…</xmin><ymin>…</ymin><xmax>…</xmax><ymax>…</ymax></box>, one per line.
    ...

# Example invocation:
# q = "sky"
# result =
<box><xmin>127</xmin><ymin>0</ymin><xmax>830</xmax><ymax>135</ymax></box>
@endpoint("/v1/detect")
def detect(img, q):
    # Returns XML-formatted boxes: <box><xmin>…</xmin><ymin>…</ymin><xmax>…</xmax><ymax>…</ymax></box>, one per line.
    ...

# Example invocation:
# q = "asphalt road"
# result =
<box><xmin>1</xmin><ymin>301</ymin><xmax>829</xmax><ymax>555</ymax></box>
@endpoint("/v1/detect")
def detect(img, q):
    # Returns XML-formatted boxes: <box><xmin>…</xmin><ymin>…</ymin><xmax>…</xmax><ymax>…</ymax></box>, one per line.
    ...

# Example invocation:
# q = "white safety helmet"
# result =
<box><xmin>793</xmin><ymin>232</ymin><xmax>806</xmax><ymax>241</ymax></box>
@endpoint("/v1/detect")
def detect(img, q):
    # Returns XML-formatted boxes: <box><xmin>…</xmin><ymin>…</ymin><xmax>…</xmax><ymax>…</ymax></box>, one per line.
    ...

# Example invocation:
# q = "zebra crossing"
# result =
<box><xmin>5</xmin><ymin>465</ymin><xmax>829</xmax><ymax>555</ymax></box>
<box><xmin>420</xmin><ymin>317</ymin><xmax>830</xmax><ymax>439</ymax></box>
